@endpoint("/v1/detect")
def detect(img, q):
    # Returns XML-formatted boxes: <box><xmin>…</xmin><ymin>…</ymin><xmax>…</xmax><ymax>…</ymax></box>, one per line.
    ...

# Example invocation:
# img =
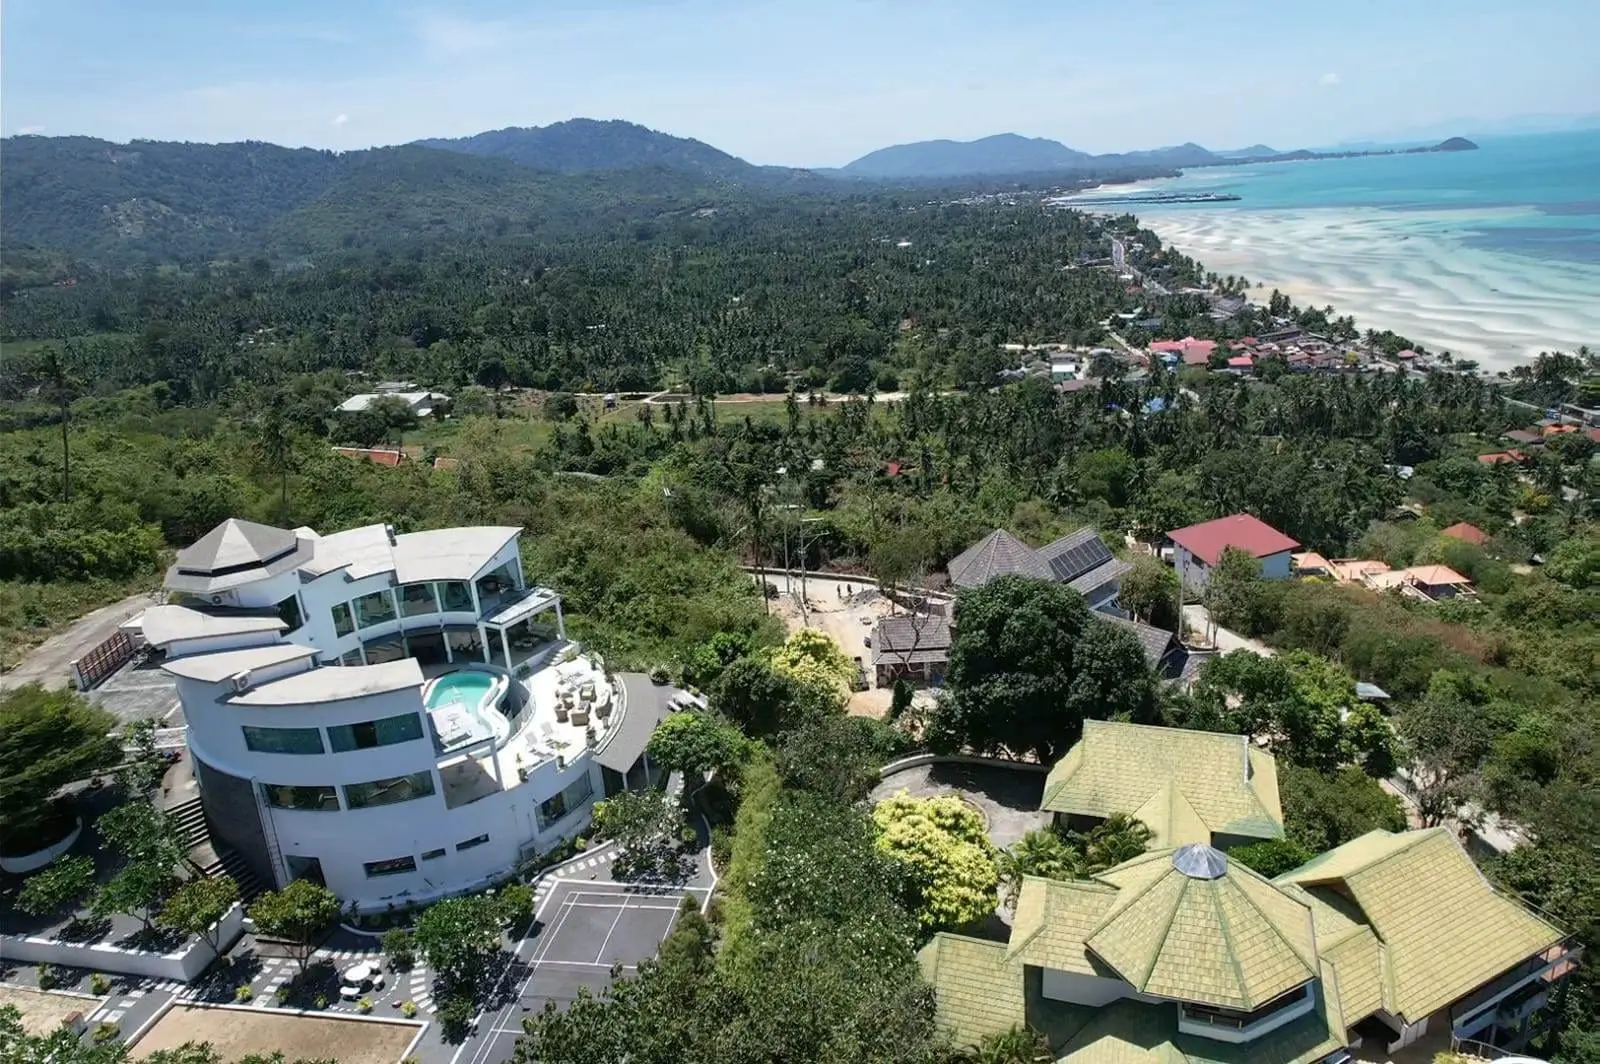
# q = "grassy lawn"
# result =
<box><xmin>130</xmin><ymin>1005</ymin><xmax>418</xmax><ymax>1064</ymax></box>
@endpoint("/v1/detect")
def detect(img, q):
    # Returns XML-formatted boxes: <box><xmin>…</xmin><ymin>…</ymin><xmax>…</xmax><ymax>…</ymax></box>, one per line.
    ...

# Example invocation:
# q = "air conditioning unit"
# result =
<box><xmin>230</xmin><ymin>669</ymin><xmax>253</xmax><ymax>693</ymax></box>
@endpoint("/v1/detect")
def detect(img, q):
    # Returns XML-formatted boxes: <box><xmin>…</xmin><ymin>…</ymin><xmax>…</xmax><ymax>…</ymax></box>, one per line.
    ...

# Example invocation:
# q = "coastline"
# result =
<box><xmin>1129</xmin><ymin>205</ymin><xmax>1600</xmax><ymax>373</ymax></box>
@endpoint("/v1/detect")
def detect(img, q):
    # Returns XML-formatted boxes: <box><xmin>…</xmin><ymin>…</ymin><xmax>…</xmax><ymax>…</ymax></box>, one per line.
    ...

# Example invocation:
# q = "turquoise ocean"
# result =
<box><xmin>1089</xmin><ymin>130</ymin><xmax>1600</xmax><ymax>368</ymax></box>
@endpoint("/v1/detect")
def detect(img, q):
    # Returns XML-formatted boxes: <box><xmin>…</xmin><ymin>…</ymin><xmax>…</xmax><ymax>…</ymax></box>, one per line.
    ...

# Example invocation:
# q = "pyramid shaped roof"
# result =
<box><xmin>947</xmin><ymin>529</ymin><xmax>1053</xmax><ymax>588</ymax></box>
<box><xmin>1086</xmin><ymin>846</ymin><xmax>1319</xmax><ymax>1010</ymax></box>
<box><xmin>175</xmin><ymin>518</ymin><xmax>299</xmax><ymax>573</ymax></box>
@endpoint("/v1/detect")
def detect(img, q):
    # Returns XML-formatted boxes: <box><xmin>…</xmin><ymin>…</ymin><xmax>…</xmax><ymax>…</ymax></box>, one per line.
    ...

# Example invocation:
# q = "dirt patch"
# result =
<box><xmin>0</xmin><ymin>984</ymin><xmax>103</xmax><ymax>1035</ymax></box>
<box><xmin>130</xmin><ymin>1005</ymin><xmax>418</xmax><ymax>1064</ymax></box>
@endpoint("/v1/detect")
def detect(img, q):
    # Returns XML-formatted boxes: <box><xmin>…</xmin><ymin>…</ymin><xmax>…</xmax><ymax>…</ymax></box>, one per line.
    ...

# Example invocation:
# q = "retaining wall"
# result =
<box><xmin>0</xmin><ymin>904</ymin><xmax>243</xmax><ymax>982</ymax></box>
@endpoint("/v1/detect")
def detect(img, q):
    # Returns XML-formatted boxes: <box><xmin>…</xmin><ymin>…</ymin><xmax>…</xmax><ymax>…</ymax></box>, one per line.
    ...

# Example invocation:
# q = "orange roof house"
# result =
<box><xmin>1440</xmin><ymin>522</ymin><xmax>1488</xmax><ymax>546</ymax></box>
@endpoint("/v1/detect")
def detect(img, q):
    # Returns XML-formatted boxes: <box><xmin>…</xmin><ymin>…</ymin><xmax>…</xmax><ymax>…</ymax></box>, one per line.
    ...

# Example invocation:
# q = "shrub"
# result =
<box><xmin>872</xmin><ymin>792</ymin><xmax>1001</xmax><ymax>932</ymax></box>
<box><xmin>89</xmin><ymin>973</ymin><xmax>111</xmax><ymax>996</ymax></box>
<box><xmin>234</xmin><ymin>985</ymin><xmax>253</xmax><ymax>1003</ymax></box>
<box><xmin>357</xmin><ymin>997</ymin><xmax>373</xmax><ymax>1013</ymax></box>
<box><xmin>93</xmin><ymin>1021</ymin><xmax>119</xmax><ymax>1044</ymax></box>
<box><xmin>709</xmin><ymin>825</ymin><xmax>732</xmax><ymax>871</ymax></box>
<box><xmin>496</xmin><ymin>883</ymin><xmax>535</xmax><ymax>927</ymax></box>
<box><xmin>1228</xmin><ymin>838</ymin><xmax>1315</xmax><ymax>878</ymax></box>
<box><xmin>436</xmin><ymin>993</ymin><xmax>475</xmax><ymax>1040</ymax></box>
<box><xmin>36</xmin><ymin>964</ymin><xmax>60</xmax><ymax>990</ymax></box>
<box><xmin>401</xmin><ymin>1000</ymin><xmax>419</xmax><ymax>1019</ymax></box>
<box><xmin>313</xmin><ymin>993</ymin><xmax>328</xmax><ymax>1009</ymax></box>
<box><xmin>383</xmin><ymin>928</ymin><xmax>415</xmax><ymax>970</ymax></box>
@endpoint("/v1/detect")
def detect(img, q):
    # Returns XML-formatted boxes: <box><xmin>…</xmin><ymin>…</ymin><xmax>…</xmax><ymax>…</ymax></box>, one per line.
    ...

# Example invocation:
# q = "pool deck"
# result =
<box><xmin>435</xmin><ymin>658</ymin><xmax>616</xmax><ymax>808</ymax></box>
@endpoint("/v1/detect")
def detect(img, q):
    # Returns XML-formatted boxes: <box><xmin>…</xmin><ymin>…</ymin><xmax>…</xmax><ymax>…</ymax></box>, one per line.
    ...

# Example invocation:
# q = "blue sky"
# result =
<box><xmin>4</xmin><ymin>0</ymin><xmax>1597</xmax><ymax>166</ymax></box>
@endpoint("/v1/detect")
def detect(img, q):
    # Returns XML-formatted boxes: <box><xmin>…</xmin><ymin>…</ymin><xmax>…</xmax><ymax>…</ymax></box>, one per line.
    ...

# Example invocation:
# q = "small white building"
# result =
<box><xmin>336</xmin><ymin>391</ymin><xmax>449</xmax><ymax>417</ymax></box>
<box><xmin>141</xmin><ymin>519</ymin><xmax>668</xmax><ymax>910</ymax></box>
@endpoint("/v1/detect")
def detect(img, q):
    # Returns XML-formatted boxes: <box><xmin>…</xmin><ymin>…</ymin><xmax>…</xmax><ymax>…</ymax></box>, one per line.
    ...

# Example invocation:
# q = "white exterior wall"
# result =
<box><xmin>164</xmin><ymin>630</ymin><xmax>282</xmax><ymax>660</ymax></box>
<box><xmin>268</xmin><ymin>752</ymin><xmax>602</xmax><ymax>906</ymax></box>
<box><xmin>1041</xmin><ymin>969</ymin><xmax>1155</xmax><ymax>1007</ymax></box>
<box><xmin>1176</xmin><ymin>547</ymin><xmax>1293</xmax><ymax>590</ymax></box>
<box><xmin>180</xmin><ymin>662</ymin><xmax>602</xmax><ymax>910</ymax></box>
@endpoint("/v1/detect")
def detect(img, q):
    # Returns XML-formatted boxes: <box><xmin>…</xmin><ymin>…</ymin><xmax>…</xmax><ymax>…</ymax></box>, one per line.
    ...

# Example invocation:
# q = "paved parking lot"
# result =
<box><xmin>455</xmin><ymin>879</ymin><xmax>706</xmax><ymax>1064</ymax></box>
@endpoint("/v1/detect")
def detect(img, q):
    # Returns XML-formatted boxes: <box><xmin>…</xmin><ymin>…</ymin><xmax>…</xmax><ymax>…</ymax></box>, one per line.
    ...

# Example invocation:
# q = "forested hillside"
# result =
<box><xmin>416</xmin><ymin>118</ymin><xmax>824</xmax><ymax>189</ymax></box>
<box><xmin>0</xmin><ymin>135</ymin><xmax>743</xmax><ymax>268</ymax></box>
<box><xmin>1</xmin><ymin>146</ymin><xmax>1597</xmax><ymax>1064</ymax></box>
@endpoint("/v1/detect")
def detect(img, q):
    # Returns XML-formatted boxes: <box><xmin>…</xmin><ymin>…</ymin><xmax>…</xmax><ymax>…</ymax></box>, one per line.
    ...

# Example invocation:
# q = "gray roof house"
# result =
<box><xmin>947</xmin><ymin>528</ymin><xmax>1132</xmax><ymax>611</ymax></box>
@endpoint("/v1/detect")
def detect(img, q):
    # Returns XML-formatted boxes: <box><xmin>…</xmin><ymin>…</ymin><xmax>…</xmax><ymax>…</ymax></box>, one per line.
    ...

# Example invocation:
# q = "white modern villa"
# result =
<box><xmin>134</xmin><ymin>518</ymin><xmax>670</xmax><ymax>910</ymax></box>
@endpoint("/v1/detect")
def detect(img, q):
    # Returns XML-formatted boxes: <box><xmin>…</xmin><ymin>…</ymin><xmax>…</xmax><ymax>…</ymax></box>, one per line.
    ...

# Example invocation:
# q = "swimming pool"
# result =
<box><xmin>425</xmin><ymin>670</ymin><xmax>496</xmax><ymax>711</ymax></box>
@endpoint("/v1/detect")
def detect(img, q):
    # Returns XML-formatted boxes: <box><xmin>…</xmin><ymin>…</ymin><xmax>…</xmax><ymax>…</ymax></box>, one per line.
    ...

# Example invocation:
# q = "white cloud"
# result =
<box><xmin>16</xmin><ymin>124</ymin><xmax>46</xmax><ymax>134</ymax></box>
<box><xmin>1320</xmin><ymin>72</ymin><xmax>1341</xmax><ymax>86</ymax></box>
<box><xmin>332</xmin><ymin>113</ymin><xmax>349</xmax><ymax>125</ymax></box>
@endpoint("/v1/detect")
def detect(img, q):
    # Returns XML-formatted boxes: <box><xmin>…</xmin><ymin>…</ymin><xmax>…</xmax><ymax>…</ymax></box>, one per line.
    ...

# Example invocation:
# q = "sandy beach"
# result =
<box><xmin>1131</xmin><ymin>205</ymin><xmax>1600</xmax><ymax>373</ymax></box>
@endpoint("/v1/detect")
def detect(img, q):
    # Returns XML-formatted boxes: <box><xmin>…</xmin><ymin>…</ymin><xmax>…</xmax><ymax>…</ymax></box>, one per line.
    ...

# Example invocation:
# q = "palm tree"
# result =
<box><xmin>1081</xmin><ymin>813</ymin><xmax>1155</xmax><ymax>872</ymax></box>
<box><xmin>40</xmin><ymin>346</ymin><xmax>79</xmax><ymax>502</ymax></box>
<box><xmin>958</xmin><ymin>1025</ymin><xmax>1052</xmax><ymax>1064</ymax></box>
<box><xmin>252</xmin><ymin>395</ymin><xmax>296</xmax><ymax>524</ymax></box>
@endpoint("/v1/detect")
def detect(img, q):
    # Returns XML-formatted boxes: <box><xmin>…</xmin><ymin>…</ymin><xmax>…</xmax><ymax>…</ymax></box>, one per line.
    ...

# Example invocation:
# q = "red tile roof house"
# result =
<box><xmin>1151</xmin><ymin>337</ymin><xmax>1218</xmax><ymax>367</ymax></box>
<box><xmin>1224</xmin><ymin>355</ymin><xmax>1255</xmax><ymax>372</ymax></box>
<box><xmin>1441</xmin><ymin>521</ymin><xmax>1489</xmax><ymax>546</ymax></box>
<box><xmin>1477</xmin><ymin>451</ymin><xmax>1528</xmax><ymax>466</ymax></box>
<box><xmin>1167</xmin><ymin>514</ymin><xmax>1300</xmax><ymax>591</ymax></box>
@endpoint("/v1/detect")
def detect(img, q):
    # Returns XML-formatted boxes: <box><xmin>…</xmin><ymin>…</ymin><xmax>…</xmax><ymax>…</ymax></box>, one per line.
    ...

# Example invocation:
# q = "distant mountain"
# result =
<box><xmin>1435</xmin><ymin>137</ymin><xmax>1479</xmax><ymax>152</ymax></box>
<box><xmin>416</xmin><ymin>118</ymin><xmax>821</xmax><ymax>189</ymax></box>
<box><xmin>838</xmin><ymin>134</ymin><xmax>1095</xmax><ymax>179</ymax></box>
<box><xmin>835</xmin><ymin>135</ymin><xmax>1227</xmax><ymax>178</ymax></box>
<box><xmin>0</xmin><ymin>135</ymin><xmax>725</xmax><ymax>266</ymax></box>
<box><xmin>1219</xmin><ymin>144</ymin><xmax>1279</xmax><ymax>158</ymax></box>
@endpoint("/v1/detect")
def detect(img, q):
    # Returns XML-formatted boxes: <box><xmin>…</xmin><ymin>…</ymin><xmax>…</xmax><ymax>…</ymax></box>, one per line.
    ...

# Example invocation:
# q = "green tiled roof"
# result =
<box><xmin>1087</xmin><ymin>850</ymin><xmax>1319</xmax><ymax>1011</ymax></box>
<box><xmin>1054</xmin><ymin>958</ymin><xmax>1346</xmax><ymax>1064</ymax></box>
<box><xmin>919</xmin><ymin>934</ymin><xmax>1028</xmax><ymax>1046</ymax></box>
<box><xmin>1277</xmin><ymin>828</ymin><xmax>1565</xmax><ymax>1022</ymax></box>
<box><xmin>1007</xmin><ymin>876</ymin><xmax>1119</xmax><ymax>974</ymax></box>
<box><xmin>1041</xmin><ymin>722</ymin><xmax>1283</xmax><ymax>846</ymax></box>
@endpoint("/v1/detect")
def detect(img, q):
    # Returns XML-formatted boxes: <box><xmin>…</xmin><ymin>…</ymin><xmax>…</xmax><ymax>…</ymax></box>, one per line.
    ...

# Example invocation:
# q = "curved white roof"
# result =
<box><xmin>163</xmin><ymin>644</ymin><xmax>317</xmax><ymax>682</ymax></box>
<box><xmin>140</xmin><ymin>604</ymin><xmax>286</xmax><ymax>648</ymax></box>
<box><xmin>228</xmin><ymin>659</ymin><xmax>424</xmax><ymax>706</ymax></box>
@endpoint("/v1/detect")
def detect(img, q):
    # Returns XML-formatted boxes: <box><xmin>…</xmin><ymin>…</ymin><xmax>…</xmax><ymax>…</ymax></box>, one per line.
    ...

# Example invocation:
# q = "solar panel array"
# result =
<box><xmin>1042</xmin><ymin>530</ymin><xmax>1114</xmax><ymax>583</ymax></box>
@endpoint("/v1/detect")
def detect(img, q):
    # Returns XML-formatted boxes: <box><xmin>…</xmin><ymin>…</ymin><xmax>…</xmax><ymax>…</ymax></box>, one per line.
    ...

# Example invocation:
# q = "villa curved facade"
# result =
<box><xmin>142</xmin><ymin>518</ymin><xmax>667</xmax><ymax>910</ymax></box>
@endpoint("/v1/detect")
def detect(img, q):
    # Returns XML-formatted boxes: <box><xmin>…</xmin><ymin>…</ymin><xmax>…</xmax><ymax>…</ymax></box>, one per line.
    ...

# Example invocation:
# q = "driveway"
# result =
<box><xmin>1180</xmin><ymin>604</ymin><xmax>1274</xmax><ymax>658</ymax></box>
<box><xmin>0</xmin><ymin>592</ymin><xmax>157</xmax><ymax>691</ymax></box>
<box><xmin>871</xmin><ymin>759</ymin><xmax>1051</xmax><ymax>848</ymax></box>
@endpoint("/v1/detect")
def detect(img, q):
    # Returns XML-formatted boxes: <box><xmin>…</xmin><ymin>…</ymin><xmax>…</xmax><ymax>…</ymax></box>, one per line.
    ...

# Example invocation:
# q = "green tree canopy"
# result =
<box><xmin>413</xmin><ymin>894</ymin><xmax>506</xmax><ymax>995</ymax></box>
<box><xmin>248</xmin><ymin>879</ymin><xmax>343</xmax><ymax>975</ymax></box>
<box><xmin>1279</xmin><ymin>765</ymin><xmax>1407</xmax><ymax>853</ymax></box>
<box><xmin>931</xmin><ymin>575</ymin><xmax>1157</xmax><ymax>762</ymax></box>
<box><xmin>0</xmin><ymin>684</ymin><xmax>120</xmax><ymax>843</ymax></box>
<box><xmin>645</xmin><ymin>711</ymin><xmax>750</xmax><ymax>779</ymax></box>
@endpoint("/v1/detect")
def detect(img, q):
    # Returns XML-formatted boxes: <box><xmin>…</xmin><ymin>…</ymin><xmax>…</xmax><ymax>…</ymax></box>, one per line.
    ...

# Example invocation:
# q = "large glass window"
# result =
<box><xmin>344</xmin><ymin>771</ymin><xmax>436</xmax><ymax>809</ymax></box>
<box><xmin>363</xmin><ymin>856</ymin><xmax>417</xmax><ymax>878</ymax></box>
<box><xmin>331</xmin><ymin>602</ymin><xmax>355</xmax><ymax>637</ymax></box>
<box><xmin>476</xmin><ymin>561</ymin><xmax>519</xmax><ymax>603</ymax></box>
<box><xmin>399</xmin><ymin>583</ymin><xmax>438</xmax><ymax>617</ymax></box>
<box><xmin>354</xmin><ymin>590</ymin><xmax>397</xmax><ymax>629</ymax></box>
<box><xmin>537</xmin><ymin>774</ymin><xmax>595</xmax><ymax>829</ymax></box>
<box><xmin>276</xmin><ymin>594</ymin><xmax>304</xmax><ymax>632</ymax></box>
<box><xmin>327</xmin><ymin>713</ymin><xmax>424</xmax><ymax>752</ymax></box>
<box><xmin>243</xmin><ymin>725</ymin><xmax>324</xmax><ymax>755</ymax></box>
<box><xmin>264</xmin><ymin>783</ymin><xmax>339</xmax><ymax>811</ymax></box>
<box><xmin>456</xmin><ymin>833</ymin><xmax>490</xmax><ymax>851</ymax></box>
<box><xmin>438</xmin><ymin>581</ymin><xmax>474</xmax><ymax>612</ymax></box>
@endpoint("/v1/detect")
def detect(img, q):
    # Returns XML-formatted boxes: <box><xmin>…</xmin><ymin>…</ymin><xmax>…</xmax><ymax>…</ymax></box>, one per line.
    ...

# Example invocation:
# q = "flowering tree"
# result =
<box><xmin>768</xmin><ymin>629</ymin><xmax>855</xmax><ymax>708</ymax></box>
<box><xmin>872</xmin><ymin>792</ymin><xmax>999</xmax><ymax>931</ymax></box>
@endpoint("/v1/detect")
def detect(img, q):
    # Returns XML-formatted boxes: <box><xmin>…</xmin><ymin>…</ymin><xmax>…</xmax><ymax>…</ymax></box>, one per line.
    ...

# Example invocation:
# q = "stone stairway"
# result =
<box><xmin>167</xmin><ymin>796</ymin><xmax>267</xmax><ymax>900</ymax></box>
